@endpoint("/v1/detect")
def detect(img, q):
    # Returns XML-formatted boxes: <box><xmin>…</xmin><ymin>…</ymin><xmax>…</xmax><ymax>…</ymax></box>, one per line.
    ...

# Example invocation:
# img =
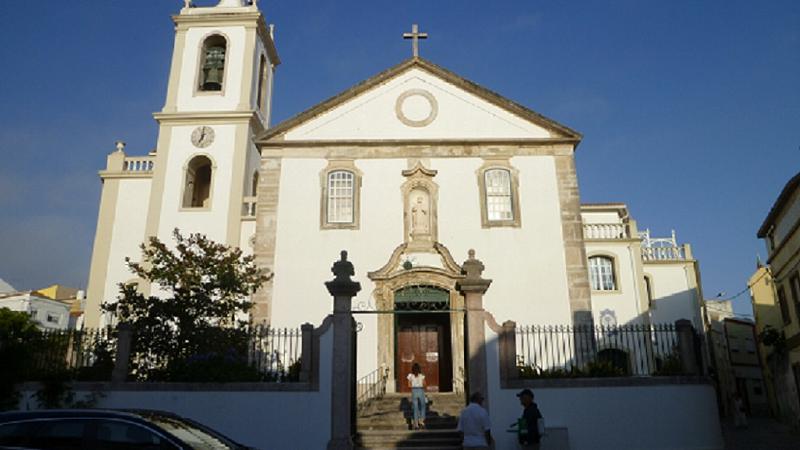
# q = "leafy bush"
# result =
<box><xmin>103</xmin><ymin>229</ymin><xmax>269</xmax><ymax>381</ymax></box>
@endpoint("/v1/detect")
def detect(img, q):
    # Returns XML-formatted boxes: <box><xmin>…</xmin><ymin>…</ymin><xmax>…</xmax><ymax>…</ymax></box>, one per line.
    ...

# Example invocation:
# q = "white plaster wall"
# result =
<box><xmin>156</xmin><ymin>125</ymin><xmax>240</xmax><ymax>245</ymax></box>
<box><xmin>484</xmin><ymin>325</ymin><xmax>724</xmax><ymax>450</ymax></box>
<box><xmin>646</xmin><ymin>263</ymin><xmax>703</xmax><ymax>328</ymax></box>
<box><xmin>586</xmin><ymin>242</ymin><xmax>645</xmax><ymax>327</ymax></box>
<box><xmin>284</xmin><ymin>68</ymin><xmax>553</xmax><ymax>141</ymax></box>
<box><xmin>435</xmin><ymin>156</ymin><xmax>572</xmax><ymax>325</ymax></box>
<box><xmin>250</xmin><ymin>41</ymin><xmax>273</xmax><ymax>126</ymax></box>
<box><xmin>100</xmin><ymin>178</ymin><xmax>152</xmax><ymax>325</ymax></box>
<box><xmin>0</xmin><ymin>297</ymin><xmax>70</xmax><ymax>330</ymax></box>
<box><xmin>18</xmin><ymin>327</ymin><xmax>334</xmax><ymax>450</ymax></box>
<box><xmin>775</xmin><ymin>189</ymin><xmax>800</xmax><ymax>244</ymax></box>
<box><xmin>270</xmin><ymin>155</ymin><xmax>572</xmax><ymax>377</ymax></box>
<box><xmin>0</xmin><ymin>298</ymin><xmax>27</xmax><ymax>311</ymax></box>
<box><xmin>580</xmin><ymin>211</ymin><xmax>622</xmax><ymax>225</ymax></box>
<box><xmin>176</xmin><ymin>26</ymin><xmax>247</xmax><ymax>112</ymax></box>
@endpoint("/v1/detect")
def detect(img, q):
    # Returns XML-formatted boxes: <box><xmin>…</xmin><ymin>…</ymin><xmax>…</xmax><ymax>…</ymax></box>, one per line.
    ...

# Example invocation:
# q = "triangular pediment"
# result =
<box><xmin>260</xmin><ymin>58</ymin><xmax>581</xmax><ymax>143</ymax></box>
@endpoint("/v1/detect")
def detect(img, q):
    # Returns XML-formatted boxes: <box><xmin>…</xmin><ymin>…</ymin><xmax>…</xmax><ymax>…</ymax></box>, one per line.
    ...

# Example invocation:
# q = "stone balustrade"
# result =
<box><xmin>242</xmin><ymin>196</ymin><xmax>257</xmax><ymax>218</ymax></box>
<box><xmin>583</xmin><ymin>223</ymin><xmax>628</xmax><ymax>240</ymax></box>
<box><xmin>122</xmin><ymin>156</ymin><xmax>154</xmax><ymax>173</ymax></box>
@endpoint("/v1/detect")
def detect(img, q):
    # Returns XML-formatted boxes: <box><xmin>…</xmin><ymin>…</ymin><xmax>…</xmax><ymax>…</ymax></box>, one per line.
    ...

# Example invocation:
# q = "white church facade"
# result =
<box><xmin>84</xmin><ymin>1</ymin><xmax>705</xmax><ymax>391</ymax></box>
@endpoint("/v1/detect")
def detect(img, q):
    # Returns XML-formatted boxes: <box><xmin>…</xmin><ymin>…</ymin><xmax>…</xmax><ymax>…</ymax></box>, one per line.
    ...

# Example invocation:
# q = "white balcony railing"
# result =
<box><xmin>122</xmin><ymin>156</ymin><xmax>154</xmax><ymax>173</ymax></box>
<box><xmin>583</xmin><ymin>223</ymin><xmax>628</xmax><ymax>240</ymax></box>
<box><xmin>641</xmin><ymin>245</ymin><xmax>687</xmax><ymax>261</ymax></box>
<box><xmin>242</xmin><ymin>196</ymin><xmax>257</xmax><ymax>218</ymax></box>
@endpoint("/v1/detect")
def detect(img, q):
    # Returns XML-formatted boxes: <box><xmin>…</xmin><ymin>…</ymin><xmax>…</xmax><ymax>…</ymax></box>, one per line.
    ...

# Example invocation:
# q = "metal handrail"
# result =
<box><xmin>356</xmin><ymin>366</ymin><xmax>389</xmax><ymax>414</ymax></box>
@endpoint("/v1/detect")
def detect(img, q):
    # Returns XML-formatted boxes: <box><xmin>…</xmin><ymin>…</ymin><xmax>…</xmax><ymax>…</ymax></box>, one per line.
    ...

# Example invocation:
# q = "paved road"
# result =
<box><xmin>722</xmin><ymin>416</ymin><xmax>800</xmax><ymax>450</ymax></box>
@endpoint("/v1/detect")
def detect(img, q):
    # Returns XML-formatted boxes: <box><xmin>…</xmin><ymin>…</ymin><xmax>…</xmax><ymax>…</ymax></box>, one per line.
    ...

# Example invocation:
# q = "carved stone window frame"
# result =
<box><xmin>320</xmin><ymin>160</ymin><xmax>362</xmax><ymax>230</ymax></box>
<box><xmin>477</xmin><ymin>159</ymin><xmax>521</xmax><ymax>228</ymax></box>
<box><xmin>587</xmin><ymin>252</ymin><xmax>621</xmax><ymax>294</ymax></box>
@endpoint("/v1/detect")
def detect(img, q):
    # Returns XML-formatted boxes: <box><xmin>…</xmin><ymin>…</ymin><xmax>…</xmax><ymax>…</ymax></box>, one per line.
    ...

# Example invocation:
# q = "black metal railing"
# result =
<box><xmin>23</xmin><ymin>328</ymin><xmax>117</xmax><ymax>381</ymax></box>
<box><xmin>247</xmin><ymin>326</ymin><xmax>303</xmax><ymax>381</ymax></box>
<box><xmin>356</xmin><ymin>366</ymin><xmax>389</xmax><ymax>413</ymax></box>
<box><xmin>516</xmin><ymin>323</ymin><xmax>683</xmax><ymax>378</ymax></box>
<box><xmin>126</xmin><ymin>325</ymin><xmax>304</xmax><ymax>382</ymax></box>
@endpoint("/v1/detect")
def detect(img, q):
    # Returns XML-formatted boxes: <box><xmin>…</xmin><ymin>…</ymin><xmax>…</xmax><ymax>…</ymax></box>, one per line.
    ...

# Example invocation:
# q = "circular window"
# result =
<box><xmin>395</xmin><ymin>89</ymin><xmax>438</xmax><ymax>127</ymax></box>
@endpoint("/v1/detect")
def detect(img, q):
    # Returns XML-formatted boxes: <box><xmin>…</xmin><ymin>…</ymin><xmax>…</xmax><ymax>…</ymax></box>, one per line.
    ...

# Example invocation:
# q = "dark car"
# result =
<box><xmin>0</xmin><ymin>409</ymin><xmax>258</xmax><ymax>450</ymax></box>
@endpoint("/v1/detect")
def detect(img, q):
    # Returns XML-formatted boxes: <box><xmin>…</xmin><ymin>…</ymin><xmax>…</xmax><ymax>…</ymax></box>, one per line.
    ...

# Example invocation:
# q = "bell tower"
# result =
<box><xmin>145</xmin><ymin>0</ymin><xmax>279</xmax><ymax>257</ymax></box>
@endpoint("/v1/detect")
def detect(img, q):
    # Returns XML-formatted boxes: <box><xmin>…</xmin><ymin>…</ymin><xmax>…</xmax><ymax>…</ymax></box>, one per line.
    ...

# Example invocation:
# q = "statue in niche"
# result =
<box><xmin>410</xmin><ymin>194</ymin><xmax>430</xmax><ymax>236</ymax></box>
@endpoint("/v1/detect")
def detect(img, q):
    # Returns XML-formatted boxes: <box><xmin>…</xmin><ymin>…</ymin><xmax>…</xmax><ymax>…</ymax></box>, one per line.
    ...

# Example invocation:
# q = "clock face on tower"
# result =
<box><xmin>191</xmin><ymin>126</ymin><xmax>215</xmax><ymax>148</ymax></box>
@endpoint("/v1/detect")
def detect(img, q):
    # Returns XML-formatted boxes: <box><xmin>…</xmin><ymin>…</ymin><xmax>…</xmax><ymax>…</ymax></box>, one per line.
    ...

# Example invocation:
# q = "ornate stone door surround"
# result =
<box><xmin>368</xmin><ymin>242</ymin><xmax>466</xmax><ymax>393</ymax></box>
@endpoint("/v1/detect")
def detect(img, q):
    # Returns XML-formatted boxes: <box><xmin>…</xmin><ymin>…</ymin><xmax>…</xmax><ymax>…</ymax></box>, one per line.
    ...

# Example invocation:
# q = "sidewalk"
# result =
<box><xmin>722</xmin><ymin>416</ymin><xmax>800</xmax><ymax>450</ymax></box>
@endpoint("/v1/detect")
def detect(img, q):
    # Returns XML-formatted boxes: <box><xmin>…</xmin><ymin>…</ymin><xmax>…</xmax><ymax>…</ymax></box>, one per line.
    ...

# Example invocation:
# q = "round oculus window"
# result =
<box><xmin>395</xmin><ymin>89</ymin><xmax>438</xmax><ymax>127</ymax></box>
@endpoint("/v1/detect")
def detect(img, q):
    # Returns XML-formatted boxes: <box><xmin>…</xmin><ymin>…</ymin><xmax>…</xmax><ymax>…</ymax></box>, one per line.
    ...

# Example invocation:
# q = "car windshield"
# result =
<box><xmin>142</xmin><ymin>414</ymin><xmax>241</xmax><ymax>450</ymax></box>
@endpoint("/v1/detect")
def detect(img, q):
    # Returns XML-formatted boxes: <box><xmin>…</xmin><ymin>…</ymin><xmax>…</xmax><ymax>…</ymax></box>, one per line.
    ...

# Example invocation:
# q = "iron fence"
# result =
<box><xmin>23</xmin><ymin>328</ymin><xmax>117</xmax><ymax>381</ymax></box>
<box><xmin>126</xmin><ymin>325</ymin><xmax>304</xmax><ymax>382</ymax></box>
<box><xmin>515</xmin><ymin>323</ymin><xmax>683</xmax><ymax>378</ymax></box>
<box><xmin>246</xmin><ymin>326</ymin><xmax>303</xmax><ymax>381</ymax></box>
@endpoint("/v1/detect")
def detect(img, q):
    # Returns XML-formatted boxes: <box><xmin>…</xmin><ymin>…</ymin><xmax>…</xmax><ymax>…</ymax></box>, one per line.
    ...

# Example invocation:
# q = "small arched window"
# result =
<box><xmin>598</xmin><ymin>348</ymin><xmax>630</xmax><ymax>375</ymax></box>
<box><xmin>589</xmin><ymin>256</ymin><xmax>616</xmax><ymax>291</ymax></box>
<box><xmin>326</xmin><ymin>170</ymin><xmax>355</xmax><ymax>224</ymax></box>
<box><xmin>251</xmin><ymin>171</ymin><xmax>259</xmax><ymax>196</ymax></box>
<box><xmin>644</xmin><ymin>275</ymin><xmax>654</xmax><ymax>307</ymax></box>
<box><xmin>199</xmin><ymin>35</ymin><xmax>227</xmax><ymax>92</ymax></box>
<box><xmin>256</xmin><ymin>55</ymin><xmax>268</xmax><ymax>112</ymax></box>
<box><xmin>183</xmin><ymin>156</ymin><xmax>213</xmax><ymax>208</ymax></box>
<box><xmin>484</xmin><ymin>168</ymin><xmax>513</xmax><ymax>221</ymax></box>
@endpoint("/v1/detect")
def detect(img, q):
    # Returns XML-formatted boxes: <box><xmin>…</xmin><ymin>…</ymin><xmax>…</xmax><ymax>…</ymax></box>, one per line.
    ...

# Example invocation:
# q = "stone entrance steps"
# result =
<box><xmin>356</xmin><ymin>392</ymin><xmax>465</xmax><ymax>450</ymax></box>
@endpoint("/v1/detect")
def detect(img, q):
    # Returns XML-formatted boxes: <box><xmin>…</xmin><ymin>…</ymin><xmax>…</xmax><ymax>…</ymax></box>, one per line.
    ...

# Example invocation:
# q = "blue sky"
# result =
<box><xmin>0</xmin><ymin>1</ymin><xmax>797</xmax><ymax>316</ymax></box>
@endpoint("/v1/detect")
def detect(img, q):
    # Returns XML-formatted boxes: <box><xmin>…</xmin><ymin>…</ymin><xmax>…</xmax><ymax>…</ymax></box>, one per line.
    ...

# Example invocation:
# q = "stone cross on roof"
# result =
<box><xmin>403</xmin><ymin>24</ymin><xmax>428</xmax><ymax>58</ymax></box>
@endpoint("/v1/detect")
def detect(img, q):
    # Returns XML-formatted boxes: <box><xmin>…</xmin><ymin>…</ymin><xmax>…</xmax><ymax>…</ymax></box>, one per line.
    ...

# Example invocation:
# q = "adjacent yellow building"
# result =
<box><xmin>755</xmin><ymin>171</ymin><xmax>800</xmax><ymax>424</ymax></box>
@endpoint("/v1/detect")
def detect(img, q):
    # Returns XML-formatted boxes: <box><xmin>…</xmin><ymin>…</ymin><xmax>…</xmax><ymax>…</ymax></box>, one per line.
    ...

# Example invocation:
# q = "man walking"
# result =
<box><xmin>517</xmin><ymin>388</ymin><xmax>542</xmax><ymax>449</ymax></box>
<box><xmin>457</xmin><ymin>392</ymin><xmax>493</xmax><ymax>450</ymax></box>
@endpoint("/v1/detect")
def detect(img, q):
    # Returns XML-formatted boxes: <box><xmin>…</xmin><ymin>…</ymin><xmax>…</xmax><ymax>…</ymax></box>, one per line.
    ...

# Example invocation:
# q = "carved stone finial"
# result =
<box><xmin>115</xmin><ymin>141</ymin><xmax>126</xmax><ymax>153</ymax></box>
<box><xmin>468</xmin><ymin>249</ymin><xmax>476</xmax><ymax>260</ymax></box>
<box><xmin>183</xmin><ymin>0</ymin><xmax>191</xmax><ymax>8</ymax></box>
<box><xmin>462</xmin><ymin>251</ymin><xmax>485</xmax><ymax>281</ymax></box>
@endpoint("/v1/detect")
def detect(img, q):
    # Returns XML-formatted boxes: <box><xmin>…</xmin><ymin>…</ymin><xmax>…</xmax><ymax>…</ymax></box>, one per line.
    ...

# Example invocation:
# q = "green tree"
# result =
<box><xmin>103</xmin><ymin>229</ymin><xmax>270</xmax><ymax>381</ymax></box>
<box><xmin>0</xmin><ymin>308</ymin><xmax>41</xmax><ymax>409</ymax></box>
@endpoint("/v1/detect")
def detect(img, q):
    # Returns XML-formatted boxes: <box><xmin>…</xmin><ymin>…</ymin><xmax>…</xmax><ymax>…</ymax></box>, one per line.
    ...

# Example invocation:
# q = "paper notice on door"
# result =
<box><xmin>425</xmin><ymin>352</ymin><xmax>438</xmax><ymax>362</ymax></box>
<box><xmin>401</xmin><ymin>353</ymin><xmax>415</xmax><ymax>362</ymax></box>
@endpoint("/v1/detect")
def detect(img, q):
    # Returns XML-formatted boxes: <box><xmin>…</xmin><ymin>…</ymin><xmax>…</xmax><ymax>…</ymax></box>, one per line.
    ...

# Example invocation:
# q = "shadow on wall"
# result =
<box><xmin>648</xmin><ymin>288</ymin><xmax>704</xmax><ymax>331</ymax></box>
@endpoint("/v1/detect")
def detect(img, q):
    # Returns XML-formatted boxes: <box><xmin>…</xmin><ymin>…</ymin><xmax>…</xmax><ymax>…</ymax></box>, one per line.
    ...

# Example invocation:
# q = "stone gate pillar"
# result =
<box><xmin>325</xmin><ymin>251</ymin><xmax>361</xmax><ymax>450</ymax></box>
<box><xmin>456</xmin><ymin>249</ymin><xmax>492</xmax><ymax>405</ymax></box>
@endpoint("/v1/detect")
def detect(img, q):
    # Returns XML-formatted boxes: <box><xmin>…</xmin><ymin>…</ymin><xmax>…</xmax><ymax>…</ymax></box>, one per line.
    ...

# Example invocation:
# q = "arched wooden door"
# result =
<box><xmin>394</xmin><ymin>286</ymin><xmax>452</xmax><ymax>393</ymax></box>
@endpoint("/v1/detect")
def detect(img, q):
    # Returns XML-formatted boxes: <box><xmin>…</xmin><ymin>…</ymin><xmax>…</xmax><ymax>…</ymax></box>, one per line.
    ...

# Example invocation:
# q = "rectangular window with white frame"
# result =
<box><xmin>327</xmin><ymin>170</ymin><xmax>354</xmax><ymax>224</ymax></box>
<box><xmin>485</xmin><ymin>169</ymin><xmax>513</xmax><ymax>221</ymax></box>
<box><xmin>321</xmin><ymin>162</ymin><xmax>361</xmax><ymax>230</ymax></box>
<box><xmin>589</xmin><ymin>256</ymin><xmax>617</xmax><ymax>291</ymax></box>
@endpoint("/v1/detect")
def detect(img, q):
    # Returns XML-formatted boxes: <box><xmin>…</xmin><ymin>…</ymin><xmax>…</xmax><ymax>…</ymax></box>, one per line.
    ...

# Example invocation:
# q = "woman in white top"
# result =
<box><xmin>407</xmin><ymin>363</ymin><xmax>426</xmax><ymax>429</ymax></box>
